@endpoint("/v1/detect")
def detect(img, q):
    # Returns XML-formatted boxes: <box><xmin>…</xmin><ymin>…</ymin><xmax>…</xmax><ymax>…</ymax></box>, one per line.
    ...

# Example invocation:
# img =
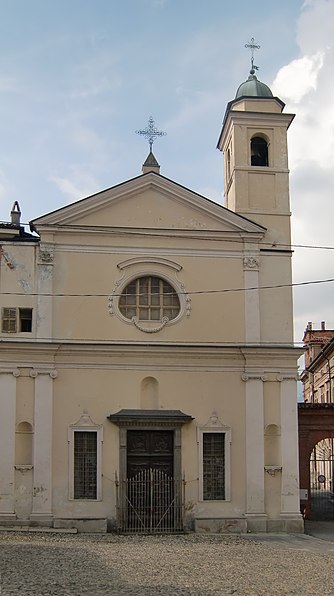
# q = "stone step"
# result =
<box><xmin>0</xmin><ymin>526</ymin><xmax>77</xmax><ymax>534</ymax></box>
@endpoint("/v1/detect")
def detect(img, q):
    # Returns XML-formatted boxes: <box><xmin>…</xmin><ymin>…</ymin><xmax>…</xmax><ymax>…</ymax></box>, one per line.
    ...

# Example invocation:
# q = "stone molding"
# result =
<box><xmin>117</xmin><ymin>257</ymin><xmax>182</xmax><ymax>272</ymax></box>
<box><xmin>69</xmin><ymin>410</ymin><xmax>103</xmax><ymax>431</ymax></box>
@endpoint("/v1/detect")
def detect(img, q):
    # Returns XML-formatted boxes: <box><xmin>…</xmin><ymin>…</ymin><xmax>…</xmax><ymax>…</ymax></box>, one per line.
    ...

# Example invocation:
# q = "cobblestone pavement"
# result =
<box><xmin>1</xmin><ymin>532</ymin><xmax>334</xmax><ymax>595</ymax></box>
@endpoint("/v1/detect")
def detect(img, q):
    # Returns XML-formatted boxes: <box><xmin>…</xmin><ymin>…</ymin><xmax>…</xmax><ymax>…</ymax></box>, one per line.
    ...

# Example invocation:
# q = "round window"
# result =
<box><xmin>119</xmin><ymin>276</ymin><xmax>180</xmax><ymax>322</ymax></box>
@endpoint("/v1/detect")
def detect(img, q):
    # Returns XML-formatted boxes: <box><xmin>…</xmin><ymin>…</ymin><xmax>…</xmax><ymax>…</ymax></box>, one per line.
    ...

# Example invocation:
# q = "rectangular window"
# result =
<box><xmin>19</xmin><ymin>308</ymin><xmax>33</xmax><ymax>332</ymax></box>
<box><xmin>74</xmin><ymin>431</ymin><xmax>97</xmax><ymax>499</ymax></box>
<box><xmin>2</xmin><ymin>308</ymin><xmax>17</xmax><ymax>332</ymax></box>
<box><xmin>1</xmin><ymin>307</ymin><xmax>32</xmax><ymax>333</ymax></box>
<box><xmin>203</xmin><ymin>433</ymin><xmax>225</xmax><ymax>500</ymax></box>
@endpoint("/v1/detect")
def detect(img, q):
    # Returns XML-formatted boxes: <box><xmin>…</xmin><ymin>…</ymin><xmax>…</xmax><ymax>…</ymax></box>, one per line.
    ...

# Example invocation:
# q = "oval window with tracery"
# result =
<box><xmin>119</xmin><ymin>276</ymin><xmax>180</xmax><ymax>322</ymax></box>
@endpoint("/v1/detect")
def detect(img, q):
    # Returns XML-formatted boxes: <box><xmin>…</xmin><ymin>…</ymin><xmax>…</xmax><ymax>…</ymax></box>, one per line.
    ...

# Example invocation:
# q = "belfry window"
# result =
<box><xmin>251</xmin><ymin>136</ymin><xmax>268</xmax><ymax>166</ymax></box>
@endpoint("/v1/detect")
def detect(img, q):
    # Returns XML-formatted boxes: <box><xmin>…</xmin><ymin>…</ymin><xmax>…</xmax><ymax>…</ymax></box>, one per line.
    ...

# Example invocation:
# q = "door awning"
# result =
<box><xmin>108</xmin><ymin>409</ymin><xmax>193</xmax><ymax>426</ymax></box>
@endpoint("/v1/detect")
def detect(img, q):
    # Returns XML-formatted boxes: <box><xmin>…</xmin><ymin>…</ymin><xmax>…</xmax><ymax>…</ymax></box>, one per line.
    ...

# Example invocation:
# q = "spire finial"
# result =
<box><xmin>245</xmin><ymin>37</ymin><xmax>260</xmax><ymax>75</ymax></box>
<box><xmin>136</xmin><ymin>117</ymin><xmax>166</xmax><ymax>152</ymax></box>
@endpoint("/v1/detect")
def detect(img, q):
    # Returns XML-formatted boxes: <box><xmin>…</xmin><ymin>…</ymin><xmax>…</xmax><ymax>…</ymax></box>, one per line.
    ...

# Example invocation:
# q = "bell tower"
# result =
<box><xmin>217</xmin><ymin>50</ymin><xmax>295</xmax><ymax>247</ymax></box>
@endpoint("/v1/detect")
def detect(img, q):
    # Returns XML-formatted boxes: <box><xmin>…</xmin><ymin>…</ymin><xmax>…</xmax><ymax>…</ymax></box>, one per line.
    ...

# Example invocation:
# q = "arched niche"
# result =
<box><xmin>140</xmin><ymin>376</ymin><xmax>159</xmax><ymax>409</ymax></box>
<box><xmin>264</xmin><ymin>423</ymin><xmax>281</xmax><ymax>466</ymax></box>
<box><xmin>15</xmin><ymin>421</ymin><xmax>33</xmax><ymax>466</ymax></box>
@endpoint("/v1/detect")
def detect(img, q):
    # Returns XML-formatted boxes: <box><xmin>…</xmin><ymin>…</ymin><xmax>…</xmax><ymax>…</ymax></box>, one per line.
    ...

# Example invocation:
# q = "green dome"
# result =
<box><xmin>235</xmin><ymin>71</ymin><xmax>273</xmax><ymax>99</ymax></box>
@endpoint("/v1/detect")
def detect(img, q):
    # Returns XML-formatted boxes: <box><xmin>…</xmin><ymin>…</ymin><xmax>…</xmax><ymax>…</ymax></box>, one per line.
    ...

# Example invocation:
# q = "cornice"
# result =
<box><xmin>0</xmin><ymin>367</ymin><xmax>20</xmax><ymax>376</ymax></box>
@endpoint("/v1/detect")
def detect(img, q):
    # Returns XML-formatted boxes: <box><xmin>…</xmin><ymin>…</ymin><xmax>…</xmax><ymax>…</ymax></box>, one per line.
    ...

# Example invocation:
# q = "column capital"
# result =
<box><xmin>242</xmin><ymin>373</ymin><xmax>268</xmax><ymax>382</ymax></box>
<box><xmin>276</xmin><ymin>373</ymin><xmax>298</xmax><ymax>382</ymax></box>
<box><xmin>29</xmin><ymin>369</ymin><xmax>58</xmax><ymax>379</ymax></box>
<box><xmin>0</xmin><ymin>368</ymin><xmax>20</xmax><ymax>377</ymax></box>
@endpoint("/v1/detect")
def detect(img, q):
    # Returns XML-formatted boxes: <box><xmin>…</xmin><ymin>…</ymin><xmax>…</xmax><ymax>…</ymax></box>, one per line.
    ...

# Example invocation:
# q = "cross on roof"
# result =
<box><xmin>136</xmin><ymin>117</ymin><xmax>166</xmax><ymax>152</ymax></box>
<box><xmin>245</xmin><ymin>37</ymin><xmax>260</xmax><ymax>73</ymax></box>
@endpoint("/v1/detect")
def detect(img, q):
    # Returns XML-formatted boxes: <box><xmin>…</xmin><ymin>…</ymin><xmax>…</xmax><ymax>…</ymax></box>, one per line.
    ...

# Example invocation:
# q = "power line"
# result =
<box><xmin>1</xmin><ymin>277</ymin><xmax>334</xmax><ymax>297</ymax></box>
<box><xmin>0</xmin><ymin>337</ymin><xmax>305</xmax><ymax>346</ymax></box>
<box><xmin>17</xmin><ymin>223</ymin><xmax>334</xmax><ymax>250</ymax></box>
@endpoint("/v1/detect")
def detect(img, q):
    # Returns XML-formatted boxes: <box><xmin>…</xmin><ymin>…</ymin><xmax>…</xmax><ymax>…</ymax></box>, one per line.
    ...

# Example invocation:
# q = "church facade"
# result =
<box><xmin>0</xmin><ymin>70</ymin><xmax>303</xmax><ymax>533</ymax></box>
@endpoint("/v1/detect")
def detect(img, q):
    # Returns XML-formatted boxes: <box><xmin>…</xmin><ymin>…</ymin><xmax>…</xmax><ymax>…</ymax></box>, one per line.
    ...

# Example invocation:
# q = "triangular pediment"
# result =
<box><xmin>31</xmin><ymin>172</ymin><xmax>265</xmax><ymax>236</ymax></box>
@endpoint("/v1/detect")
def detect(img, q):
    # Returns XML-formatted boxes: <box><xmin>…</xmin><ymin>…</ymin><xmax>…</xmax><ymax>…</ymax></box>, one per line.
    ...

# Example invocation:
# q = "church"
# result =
<box><xmin>0</xmin><ymin>61</ymin><xmax>303</xmax><ymax>533</ymax></box>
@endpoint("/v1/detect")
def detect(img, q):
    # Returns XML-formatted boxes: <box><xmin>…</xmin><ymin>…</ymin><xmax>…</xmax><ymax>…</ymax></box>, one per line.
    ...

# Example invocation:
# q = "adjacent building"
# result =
<box><xmin>0</xmin><ymin>67</ymin><xmax>303</xmax><ymax>533</ymax></box>
<box><xmin>301</xmin><ymin>322</ymin><xmax>334</xmax><ymax>404</ymax></box>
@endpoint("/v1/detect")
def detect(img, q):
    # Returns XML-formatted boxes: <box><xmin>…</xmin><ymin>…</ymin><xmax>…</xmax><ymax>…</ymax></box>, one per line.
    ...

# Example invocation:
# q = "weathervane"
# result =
<box><xmin>136</xmin><ymin>117</ymin><xmax>166</xmax><ymax>152</ymax></box>
<box><xmin>245</xmin><ymin>37</ymin><xmax>260</xmax><ymax>74</ymax></box>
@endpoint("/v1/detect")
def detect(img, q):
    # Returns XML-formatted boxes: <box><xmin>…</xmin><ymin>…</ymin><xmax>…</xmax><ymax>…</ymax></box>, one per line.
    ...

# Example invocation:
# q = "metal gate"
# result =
<box><xmin>310</xmin><ymin>439</ymin><xmax>334</xmax><ymax>520</ymax></box>
<box><xmin>116</xmin><ymin>469</ymin><xmax>185</xmax><ymax>533</ymax></box>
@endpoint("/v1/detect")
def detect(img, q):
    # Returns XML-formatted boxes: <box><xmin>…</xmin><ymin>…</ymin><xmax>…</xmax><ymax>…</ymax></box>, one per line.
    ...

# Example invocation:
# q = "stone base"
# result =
<box><xmin>0</xmin><ymin>514</ymin><xmax>17</xmax><ymax>522</ymax></box>
<box><xmin>246</xmin><ymin>515</ymin><xmax>268</xmax><ymax>533</ymax></box>
<box><xmin>29</xmin><ymin>514</ymin><xmax>53</xmax><ymax>527</ymax></box>
<box><xmin>268</xmin><ymin>514</ymin><xmax>304</xmax><ymax>534</ymax></box>
<box><xmin>194</xmin><ymin>514</ymin><xmax>304</xmax><ymax>534</ymax></box>
<box><xmin>195</xmin><ymin>517</ymin><xmax>247</xmax><ymax>534</ymax></box>
<box><xmin>53</xmin><ymin>518</ymin><xmax>107</xmax><ymax>533</ymax></box>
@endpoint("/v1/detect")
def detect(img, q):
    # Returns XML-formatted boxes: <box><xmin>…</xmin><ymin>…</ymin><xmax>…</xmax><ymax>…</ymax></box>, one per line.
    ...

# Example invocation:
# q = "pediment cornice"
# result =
<box><xmin>31</xmin><ymin>172</ymin><xmax>266</xmax><ymax>237</ymax></box>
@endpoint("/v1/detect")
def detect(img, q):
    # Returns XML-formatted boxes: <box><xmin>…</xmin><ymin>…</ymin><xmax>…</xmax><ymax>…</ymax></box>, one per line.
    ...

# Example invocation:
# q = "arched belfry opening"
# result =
<box><xmin>251</xmin><ymin>136</ymin><xmax>269</xmax><ymax>166</ymax></box>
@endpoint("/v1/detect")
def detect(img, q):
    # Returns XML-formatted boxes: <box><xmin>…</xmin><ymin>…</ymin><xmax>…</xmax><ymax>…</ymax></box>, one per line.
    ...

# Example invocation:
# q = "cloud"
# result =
<box><xmin>272</xmin><ymin>52</ymin><xmax>324</xmax><ymax>103</ymax></box>
<box><xmin>50</xmin><ymin>170</ymin><xmax>100</xmax><ymax>202</ymax></box>
<box><xmin>270</xmin><ymin>0</ymin><xmax>334</xmax><ymax>340</ymax></box>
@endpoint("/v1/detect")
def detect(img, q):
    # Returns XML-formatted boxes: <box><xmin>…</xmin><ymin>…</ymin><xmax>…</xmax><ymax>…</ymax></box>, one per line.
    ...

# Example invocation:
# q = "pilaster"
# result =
<box><xmin>0</xmin><ymin>368</ymin><xmax>19</xmax><ymax>519</ymax></box>
<box><xmin>277</xmin><ymin>374</ymin><xmax>301</xmax><ymax>517</ymax></box>
<box><xmin>243</xmin><ymin>255</ymin><xmax>260</xmax><ymax>343</ymax></box>
<box><xmin>36</xmin><ymin>243</ymin><xmax>54</xmax><ymax>340</ymax></box>
<box><xmin>30</xmin><ymin>369</ymin><xmax>57</xmax><ymax>523</ymax></box>
<box><xmin>242</xmin><ymin>373</ymin><xmax>267</xmax><ymax>529</ymax></box>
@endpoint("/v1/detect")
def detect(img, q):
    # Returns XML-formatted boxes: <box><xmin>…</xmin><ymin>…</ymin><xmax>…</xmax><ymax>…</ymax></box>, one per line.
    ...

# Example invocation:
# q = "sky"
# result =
<box><xmin>0</xmin><ymin>0</ymin><xmax>333</xmax><ymax>345</ymax></box>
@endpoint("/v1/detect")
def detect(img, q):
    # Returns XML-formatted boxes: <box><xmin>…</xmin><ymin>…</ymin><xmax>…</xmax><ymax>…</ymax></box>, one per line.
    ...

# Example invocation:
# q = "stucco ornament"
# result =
<box><xmin>132</xmin><ymin>316</ymin><xmax>169</xmax><ymax>333</ymax></box>
<box><xmin>39</xmin><ymin>244</ymin><xmax>54</xmax><ymax>264</ymax></box>
<box><xmin>243</xmin><ymin>256</ymin><xmax>259</xmax><ymax>270</ymax></box>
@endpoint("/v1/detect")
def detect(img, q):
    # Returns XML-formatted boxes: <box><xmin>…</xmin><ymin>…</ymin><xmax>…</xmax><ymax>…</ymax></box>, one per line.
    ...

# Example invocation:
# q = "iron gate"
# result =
<box><xmin>310</xmin><ymin>444</ymin><xmax>334</xmax><ymax>520</ymax></box>
<box><xmin>116</xmin><ymin>468</ymin><xmax>185</xmax><ymax>533</ymax></box>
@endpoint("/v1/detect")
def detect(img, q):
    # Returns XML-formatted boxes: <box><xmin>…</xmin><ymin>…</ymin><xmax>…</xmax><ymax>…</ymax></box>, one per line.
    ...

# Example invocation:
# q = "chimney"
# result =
<box><xmin>10</xmin><ymin>201</ymin><xmax>21</xmax><ymax>226</ymax></box>
<box><xmin>321</xmin><ymin>321</ymin><xmax>326</xmax><ymax>330</ymax></box>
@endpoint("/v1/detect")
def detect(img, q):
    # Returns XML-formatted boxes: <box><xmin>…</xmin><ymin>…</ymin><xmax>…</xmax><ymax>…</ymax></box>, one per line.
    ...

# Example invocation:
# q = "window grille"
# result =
<box><xmin>203</xmin><ymin>433</ymin><xmax>225</xmax><ymax>500</ymax></box>
<box><xmin>119</xmin><ymin>276</ymin><xmax>180</xmax><ymax>321</ymax></box>
<box><xmin>74</xmin><ymin>431</ymin><xmax>97</xmax><ymax>499</ymax></box>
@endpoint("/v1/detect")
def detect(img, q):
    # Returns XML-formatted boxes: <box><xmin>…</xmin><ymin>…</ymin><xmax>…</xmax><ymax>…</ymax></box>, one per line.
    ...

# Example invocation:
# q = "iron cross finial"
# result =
<box><xmin>245</xmin><ymin>37</ymin><xmax>260</xmax><ymax>74</ymax></box>
<box><xmin>136</xmin><ymin>117</ymin><xmax>167</xmax><ymax>152</ymax></box>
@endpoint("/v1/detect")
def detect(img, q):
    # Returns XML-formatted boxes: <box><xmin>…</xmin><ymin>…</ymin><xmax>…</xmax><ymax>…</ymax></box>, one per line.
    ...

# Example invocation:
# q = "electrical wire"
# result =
<box><xmin>17</xmin><ymin>222</ymin><xmax>334</xmax><ymax>250</ymax></box>
<box><xmin>0</xmin><ymin>277</ymin><xmax>333</xmax><ymax>297</ymax></box>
